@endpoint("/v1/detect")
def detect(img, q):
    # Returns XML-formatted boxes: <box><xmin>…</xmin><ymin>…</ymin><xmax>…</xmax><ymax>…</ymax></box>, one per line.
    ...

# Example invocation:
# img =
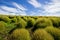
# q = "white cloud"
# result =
<box><xmin>0</xmin><ymin>9</ymin><xmax>9</xmax><ymax>15</ymax></box>
<box><xmin>0</xmin><ymin>9</ymin><xmax>18</xmax><ymax>15</ymax></box>
<box><xmin>0</xmin><ymin>6</ymin><xmax>18</xmax><ymax>13</ymax></box>
<box><xmin>0</xmin><ymin>0</ymin><xmax>60</xmax><ymax>16</ymax></box>
<box><xmin>44</xmin><ymin>5</ymin><xmax>60</xmax><ymax>14</ymax></box>
<box><xmin>38</xmin><ymin>0</ymin><xmax>60</xmax><ymax>16</ymax></box>
<box><xmin>0</xmin><ymin>5</ymin><xmax>27</xmax><ymax>16</ymax></box>
<box><xmin>28</xmin><ymin>0</ymin><xmax>41</xmax><ymax>8</ymax></box>
<box><xmin>12</xmin><ymin>2</ymin><xmax>27</xmax><ymax>10</ymax></box>
<box><xmin>27</xmin><ymin>0</ymin><xmax>60</xmax><ymax>16</ymax></box>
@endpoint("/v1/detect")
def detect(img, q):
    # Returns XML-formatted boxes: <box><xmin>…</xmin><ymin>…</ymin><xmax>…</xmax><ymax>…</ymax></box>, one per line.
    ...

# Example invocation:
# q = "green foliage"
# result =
<box><xmin>26</xmin><ymin>18</ymin><xmax>35</xmax><ymax>28</ymax></box>
<box><xmin>0</xmin><ymin>21</ymin><xmax>7</xmax><ymax>34</ymax></box>
<box><xmin>50</xmin><ymin>18</ymin><xmax>60</xmax><ymax>27</ymax></box>
<box><xmin>34</xmin><ymin>18</ymin><xmax>53</xmax><ymax>28</ymax></box>
<box><xmin>11</xmin><ymin>29</ymin><xmax>31</xmax><ymax>40</ymax></box>
<box><xmin>0</xmin><ymin>20</ymin><xmax>16</xmax><ymax>40</ymax></box>
<box><xmin>0</xmin><ymin>15</ymin><xmax>60</xmax><ymax>40</ymax></box>
<box><xmin>21</xmin><ymin>16</ymin><xmax>28</xmax><ymax>21</ymax></box>
<box><xmin>0</xmin><ymin>21</ymin><xmax>16</xmax><ymax>34</ymax></box>
<box><xmin>6</xmin><ymin>23</ymin><xmax>16</xmax><ymax>34</ymax></box>
<box><xmin>11</xmin><ymin>17</ymin><xmax>17</xmax><ymax>23</ymax></box>
<box><xmin>16</xmin><ymin>17</ymin><xmax>27</xmax><ymax>28</ymax></box>
<box><xmin>14</xmin><ymin>16</ymin><xmax>27</xmax><ymax>28</ymax></box>
<box><xmin>45</xmin><ymin>27</ymin><xmax>60</xmax><ymax>40</ymax></box>
<box><xmin>32</xmin><ymin>29</ymin><xmax>54</xmax><ymax>40</ymax></box>
<box><xmin>0</xmin><ymin>16</ymin><xmax>11</xmax><ymax>23</ymax></box>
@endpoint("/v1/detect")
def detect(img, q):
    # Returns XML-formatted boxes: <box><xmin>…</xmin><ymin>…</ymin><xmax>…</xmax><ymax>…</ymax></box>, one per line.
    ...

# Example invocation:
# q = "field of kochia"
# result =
<box><xmin>0</xmin><ymin>15</ymin><xmax>60</xmax><ymax>40</ymax></box>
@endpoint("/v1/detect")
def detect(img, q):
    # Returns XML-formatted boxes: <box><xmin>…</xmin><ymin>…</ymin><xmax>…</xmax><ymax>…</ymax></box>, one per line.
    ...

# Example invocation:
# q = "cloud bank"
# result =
<box><xmin>0</xmin><ymin>0</ymin><xmax>60</xmax><ymax>16</ymax></box>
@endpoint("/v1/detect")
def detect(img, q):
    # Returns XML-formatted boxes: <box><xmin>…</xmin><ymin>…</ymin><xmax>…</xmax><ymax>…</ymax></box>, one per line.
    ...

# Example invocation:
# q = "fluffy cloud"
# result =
<box><xmin>0</xmin><ymin>0</ymin><xmax>60</xmax><ymax>16</ymax></box>
<box><xmin>0</xmin><ymin>6</ymin><xmax>18</xmax><ymax>13</ymax></box>
<box><xmin>12</xmin><ymin>2</ymin><xmax>27</xmax><ymax>10</ymax></box>
<box><xmin>28</xmin><ymin>0</ymin><xmax>60</xmax><ymax>16</ymax></box>
<box><xmin>28</xmin><ymin>0</ymin><xmax>41</xmax><ymax>8</ymax></box>
<box><xmin>43</xmin><ymin>0</ymin><xmax>60</xmax><ymax>14</ymax></box>
<box><xmin>0</xmin><ymin>2</ymin><xmax>27</xmax><ymax>16</ymax></box>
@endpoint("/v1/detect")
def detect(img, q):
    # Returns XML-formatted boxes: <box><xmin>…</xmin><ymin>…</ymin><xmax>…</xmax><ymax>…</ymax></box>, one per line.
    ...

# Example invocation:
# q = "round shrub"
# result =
<box><xmin>0</xmin><ymin>16</ymin><xmax>11</xmax><ymax>23</ymax></box>
<box><xmin>0</xmin><ymin>21</ymin><xmax>7</xmax><ymax>34</ymax></box>
<box><xmin>26</xmin><ymin>18</ymin><xmax>35</xmax><ymax>28</ymax></box>
<box><xmin>0</xmin><ymin>21</ymin><xmax>16</xmax><ymax>34</ymax></box>
<box><xmin>50</xmin><ymin>18</ymin><xmax>60</xmax><ymax>27</ymax></box>
<box><xmin>45</xmin><ymin>27</ymin><xmax>60</xmax><ymax>40</ymax></box>
<box><xmin>11</xmin><ymin>29</ymin><xmax>31</xmax><ymax>40</ymax></box>
<box><xmin>6</xmin><ymin>23</ymin><xmax>16</xmax><ymax>34</ymax></box>
<box><xmin>16</xmin><ymin>17</ymin><xmax>27</xmax><ymax>28</ymax></box>
<box><xmin>21</xmin><ymin>16</ymin><xmax>27</xmax><ymax>21</ymax></box>
<box><xmin>32</xmin><ymin>29</ymin><xmax>54</xmax><ymax>40</ymax></box>
<box><xmin>34</xmin><ymin>18</ymin><xmax>53</xmax><ymax>28</ymax></box>
<box><xmin>11</xmin><ymin>17</ymin><xmax>17</xmax><ymax>23</ymax></box>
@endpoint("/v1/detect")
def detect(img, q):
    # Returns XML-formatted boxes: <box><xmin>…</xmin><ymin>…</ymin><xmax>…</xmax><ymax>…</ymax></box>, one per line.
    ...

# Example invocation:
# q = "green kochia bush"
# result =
<box><xmin>0</xmin><ymin>16</ymin><xmax>11</xmax><ymax>23</ymax></box>
<box><xmin>45</xmin><ymin>27</ymin><xmax>60</xmax><ymax>40</ymax></box>
<box><xmin>26</xmin><ymin>18</ymin><xmax>35</xmax><ymax>28</ymax></box>
<box><xmin>16</xmin><ymin>17</ymin><xmax>27</xmax><ymax>28</ymax></box>
<box><xmin>50</xmin><ymin>18</ymin><xmax>60</xmax><ymax>27</ymax></box>
<box><xmin>34</xmin><ymin>18</ymin><xmax>53</xmax><ymax>28</ymax></box>
<box><xmin>11</xmin><ymin>17</ymin><xmax>17</xmax><ymax>23</ymax></box>
<box><xmin>21</xmin><ymin>16</ymin><xmax>28</xmax><ymax>21</ymax></box>
<box><xmin>6</xmin><ymin>23</ymin><xmax>16</xmax><ymax>34</ymax></box>
<box><xmin>0</xmin><ymin>21</ymin><xmax>16</xmax><ymax>34</ymax></box>
<box><xmin>0</xmin><ymin>21</ymin><xmax>7</xmax><ymax>34</ymax></box>
<box><xmin>11</xmin><ymin>29</ymin><xmax>31</xmax><ymax>40</ymax></box>
<box><xmin>32</xmin><ymin>29</ymin><xmax>54</xmax><ymax>40</ymax></box>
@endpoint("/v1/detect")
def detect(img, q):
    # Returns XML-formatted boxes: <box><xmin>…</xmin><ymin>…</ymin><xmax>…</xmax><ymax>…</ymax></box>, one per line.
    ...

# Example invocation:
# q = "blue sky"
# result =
<box><xmin>0</xmin><ymin>0</ymin><xmax>60</xmax><ymax>16</ymax></box>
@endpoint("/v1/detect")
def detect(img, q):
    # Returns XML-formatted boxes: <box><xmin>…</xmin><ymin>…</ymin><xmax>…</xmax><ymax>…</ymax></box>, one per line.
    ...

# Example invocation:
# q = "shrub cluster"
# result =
<box><xmin>16</xmin><ymin>17</ymin><xmax>27</xmax><ymax>28</ymax></box>
<box><xmin>50</xmin><ymin>18</ymin><xmax>60</xmax><ymax>27</ymax></box>
<box><xmin>0</xmin><ymin>21</ymin><xmax>7</xmax><ymax>34</ymax></box>
<box><xmin>26</xmin><ymin>17</ymin><xmax>35</xmax><ymax>28</ymax></box>
<box><xmin>34</xmin><ymin>18</ymin><xmax>53</xmax><ymax>28</ymax></box>
<box><xmin>45</xmin><ymin>27</ymin><xmax>60</xmax><ymax>40</ymax></box>
<box><xmin>11</xmin><ymin>29</ymin><xmax>31</xmax><ymax>40</ymax></box>
<box><xmin>32</xmin><ymin>29</ymin><xmax>54</xmax><ymax>40</ymax></box>
<box><xmin>0</xmin><ymin>15</ymin><xmax>60</xmax><ymax>40</ymax></box>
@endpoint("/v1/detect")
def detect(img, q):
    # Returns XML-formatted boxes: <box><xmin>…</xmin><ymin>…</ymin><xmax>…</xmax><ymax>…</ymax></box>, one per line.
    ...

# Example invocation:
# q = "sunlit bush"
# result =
<box><xmin>16</xmin><ymin>17</ymin><xmax>27</xmax><ymax>28</ymax></box>
<box><xmin>0</xmin><ymin>16</ymin><xmax>11</xmax><ymax>23</ymax></box>
<box><xmin>11</xmin><ymin>17</ymin><xmax>17</xmax><ymax>23</ymax></box>
<box><xmin>34</xmin><ymin>18</ymin><xmax>53</xmax><ymax>28</ymax></box>
<box><xmin>50</xmin><ymin>18</ymin><xmax>60</xmax><ymax>27</ymax></box>
<box><xmin>32</xmin><ymin>29</ymin><xmax>54</xmax><ymax>40</ymax></box>
<box><xmin>21</xmin><ymin>16</ymin><xmax>27</xmax><ymax>21</ymax></box>
<box><xmin>11</xmin><ymin>29</ymin><xmax>31</xmax><ymax>40</ymax></box>
<box><xmin>6</xmin><ymin>23</ymin><xmax>16</xmax><ymax>34</ymax></box>
<box><xmin>26</xmin><ymin>17</ymin><xmax>35</xmax><ymax>28</ymax></box>
<box><xmin>0</xmin><ymin>21</ymin><xmax>7</xmax><ymax>34</ymax></box>
<box><xmin>0</xmin><ymin>21</ymin><xmax>16</xmax><ymax>34</ymax></box>
<box><xmin>45</xmin><ymin>27</ymin><xmax>60</xmax><ymax>40</ymax></box>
